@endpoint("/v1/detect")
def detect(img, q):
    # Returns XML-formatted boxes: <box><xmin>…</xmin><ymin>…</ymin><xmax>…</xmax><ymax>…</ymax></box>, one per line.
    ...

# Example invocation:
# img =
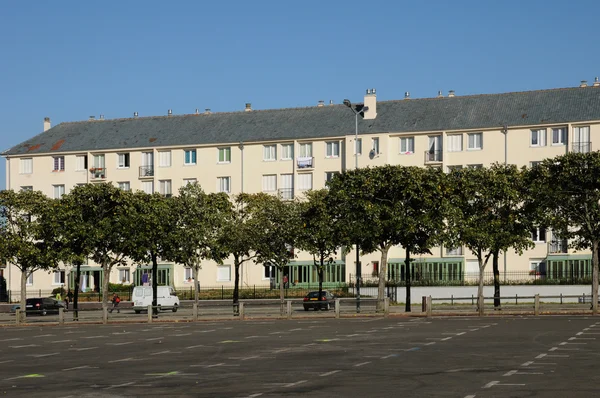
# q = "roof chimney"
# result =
<box><xmin>317</xmin><ymin>100</ymin><xmax>325</xmax><ymax>107</ymax></box>
<box><xmin>580</xmin><ymin>80</ymin><xmax>588</xmax><ymax>88</ymax></box>
<box><xmin>329</xmin><ymin>100</ymin><xmax>334</xmax><ymax>106</ymax></box>
<box><xmin>204</xmin><ymin>108</ymin><xmax>211</xmax><ymax>114</ymax></box>
<box><xmin>594</xmin><ymin>77</ymin><xmax>600</xmax><ymax>87</ymax></box>
<box><xmin>437</xmin><ymin>90</ymin><xmax>444</xmax><ymax>98</ymax></box>
<box><xmin>168</xmin><ymin>109</ymin><xmax>173</xmax><ymax>116</ymax></box>
<box><xmin>245</xmin><ymin>103</ymin><xmax>252</xmax><ymax>112</ymax></box>
<box><xmin>363</xmin><ymin>88</ymin><xmax>377</xmax><ymax>120</ymax></box>
<box><xmin>195</xmin><ymin>108</ymin><xmax>199</xmax><ymax>115</ymax></box>
<box><xmin>99</xmin><ymin>114</ymin><xmax>104</xmax><ymax>120</ymax></box>
<box><xmin>43</xmin><ymin>117</ymin><xmax>51</xmax><ymax>132</ymax></box>
<box><xmin>404</xmin><ymin>92</ymin><xmax>410</xmax><ymax>99</ymax></box>
<box><xmin>89</xmin><ymin>116</ymin><xmax>95</xmax><ymax>121</ymax></box>
<box><xmin>134</xmin><ymin>112</ymin><xmax>138</xmax><ymax>118</ymax></box>
<box><xmin>448</xmin><ymin>90</ymin><xmax>455</xmax><ymax>98</ymax></box>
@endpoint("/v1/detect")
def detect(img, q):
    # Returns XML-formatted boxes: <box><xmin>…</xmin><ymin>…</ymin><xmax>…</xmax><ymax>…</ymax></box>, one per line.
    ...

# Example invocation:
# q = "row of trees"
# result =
<box><xmin>1</xmin><ymin>151</ymin><xmax>600</xmax><ymax>317</ymax></box>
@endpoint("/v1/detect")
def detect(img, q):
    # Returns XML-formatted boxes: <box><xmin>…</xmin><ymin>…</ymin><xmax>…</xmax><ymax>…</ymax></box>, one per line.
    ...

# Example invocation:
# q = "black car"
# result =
<box><xmin>303</xmin><ymin>290</ymin><xmax>336</xmax><ymax>311</ymax></box>
<box><xmin>25</xmin><ymin>298</ymin><xmax>64</xmax><ymax>316</ymax></box>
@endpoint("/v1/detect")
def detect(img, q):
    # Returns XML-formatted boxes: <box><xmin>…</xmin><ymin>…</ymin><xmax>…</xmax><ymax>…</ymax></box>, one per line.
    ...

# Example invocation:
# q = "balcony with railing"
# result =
<box><xmin>296</xmin><ymin>156</ymin><xmax>314</xmax><ymax>169</ymax></box>
<box><xmin>572</xmin><ymin>141</ymin><xmax>591</xmax><ymax>153</ymax></box>
<box><xmin>139</xmin><ymin>165</ymin><xmax>154</xmax><ymax>178</ymax></box>
<box><xmin>424</xmin><ymin>150</ymin><xmax>443</xmax><ymax>164</ymax></box>
<box><xmin>278</xmin><ymin>188</ymin><xmax>294</xmax><ymax>200</ymax></box>
<box><xmin>89</xmin><ymin>167</ymin><xmax>106</xmax><ymax>180</ymax></box>
<box><xmin>548</xmin><ymin>239</ymin><xmax>568</xmax><ymax>254</ymax></box>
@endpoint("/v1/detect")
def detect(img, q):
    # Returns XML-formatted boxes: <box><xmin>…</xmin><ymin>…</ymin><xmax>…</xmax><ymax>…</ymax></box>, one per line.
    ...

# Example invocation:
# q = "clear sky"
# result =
<box><xmin>1</xmin><ymin>0</ymin><xmax>599</xmax><ymax>190</ymax></box>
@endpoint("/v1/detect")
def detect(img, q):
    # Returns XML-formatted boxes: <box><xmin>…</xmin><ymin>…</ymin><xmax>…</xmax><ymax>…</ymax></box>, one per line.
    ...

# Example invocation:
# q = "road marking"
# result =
<box><xmin>245</xmin><ymin>336</ymin><xmax>267</xmax><ymax>339</ymax></box>
<box><xmin>107</xmin><ymin>342</ymin><xmax>134</xmax><ymax>346</ymax></box>
<box><xmin>441</xmin><ymin>337</ymin><xmax>453</xmax><ymax>341</ymax></box>
<box><xmin>408</xmin><ymin>347</ymin><xmax>421</xmax><ymax>351</ymax></box>
<box><xmin>10</xmin><ymin>344</ymin><xmax>38</xmax><ymax>348</ymax></box>
<box><xmin>355</xmin><ymin>362</ymin><xmax>371</xmax><ymax>367</ymax></box>
<box><xmin>426</xmin><ymin>337</ymin><xmax>443</xmax><ymax>340</ymax></box>
<box><xmin>219</xmin><ymin>340</ymin><xmax>241</xmax><ymax>344</ymax></box>
<box><xmin>108</xmin><ymin>358</ymin><xmax>142</xmax><ymax>363</ymax></box>
<box><xmin>504</xmin><ymin>370</ymin><xmax>543</xmax><ymax>376</ymax></box>
<box><xmin>484</xmin><ymin>381</ymin><xmax>526</xmax><ymax>388</ymax></box>
<box><xmin>33</xmin><ymin>334</ymin><xmax>56</xmax><ymax>338</ymax></box>
<box><xmin>0</xmin><ymin>338</ymin><xmax>22</xmax><ymax>342</ymax></box>
<box><xmin>51</xmin><ymin>340</ymin><xmax>73</xmax><ymax>343</ymax></box>
<box><xmin>174</xmin><ymin>333</ymin><xmax>192</xmax><ymax>337</ymax></box>
<box><xmin>381</xmin><ymin>354</ymin><xmax>399</xmax><ymax>359</ymax></box>
<box><xmin>272</xmin><ymin>348</ymin><xmax>292</xmax><ymax>353</ymax></box>
<box><xmin>0</xmin><ymin>360</ymin><xmax>14</xmax><ymax>364</ymax></box>
<box><xmin>464</xmin><ymin>395</ymin><xmax>476</xmax><ymax>398</ymax></box>
<box><xmin>535</xmin><ymin>354</ymin><xmax>547</xmax><ymax>359</ymax></box>
<box><xmin>546</xmin><ymin>354</ymin><xmax>569</xmax><ymax>358</ymax></box>
<box><xmin>5</xmin><ymin>374</ymin><xmax>45</xmax><ymax>381</ymax></box>
<box><xmin>245</xmin><ymin>394</ymin><xmax>263</xmax><ymax>398</ymax></box>
<box><xmin>569</xmin><ymin>337</ymin><xmax>595</xmax><ymax>340</ymax></box>
<box><xmin>146</xmin><ymin>337</ymin><xmax>164</xmax><ymax>341</ymax></box>
<box><xmin>289</xmin><ymin>328</ymin><xmax>303</xmax><ymax>331</ymax></box>
<box><xmin>198</xmin><ymin>329</ymin><xmax>216</xmax><ymax>333</ymax></box>
<box><xmin>320</xmin><ymin>370</ymin><xmax>341</xmax><ymax>377</ymax></box>
<box><xmin>69</xmin><ymin>347</ymin><xmax>98</xmax><ymax>351</ymax></box>
<box><xmin>28</xmin><ymin>353</ymin><xmax>60</xmax><ymax>358</ymax></box>
<box><xmin>150</xmin><ymin>350</ymin><xmax>171</xmax><ymax>356</ymax></box>
<box><xmin>284</xmin><ymin>380</ymin><xmax>307</xmax><ymax>388</ymax></box>
<box><xmin>111</xmin><ymin>331</ymin><xmax>132</xmax><ymax>335</ymax></box>
<box><xmin>63</xmin><ymin>365</ymin><xmax>99</xmax><ymax>371</ymax></box>
<box><xmin>82</xmin><ymin>335</ymin><xmax>107</xmax><ymax>339</ymax></box>
<box><xmin>185</xmin><ymin>345</ymin><xmax>206</xmax><ymax>349</ymax></box>
<box><xmin>521</xmin><ymin>361</ymin><xmax>533</xmax><ymax>367</ymax></box>
<box><xmin>105</xmin><ymin>382</ymin><xmax>135</xmax><ymax>390</ymax></box>
<box><xmin>559</xmin><ymin>342</ymin><xmax>587</xmax><ymax>345</ymax></box>
<box><xmin>425</xmin><ymin>342</ymin><xmax>436</xmax><ymax>346</ymax></box>
<box><xmin>190</xmin><ymin>363</ymin><xmax>240</xmax><ymax>368</ymax></box>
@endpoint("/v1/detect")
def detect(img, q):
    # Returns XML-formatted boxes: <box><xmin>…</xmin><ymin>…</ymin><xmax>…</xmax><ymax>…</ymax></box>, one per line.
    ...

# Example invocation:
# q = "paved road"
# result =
<box><xmin>1</xmin><ymin>316</ymin><xmax>600</xmax><ymax>397</ymax></box>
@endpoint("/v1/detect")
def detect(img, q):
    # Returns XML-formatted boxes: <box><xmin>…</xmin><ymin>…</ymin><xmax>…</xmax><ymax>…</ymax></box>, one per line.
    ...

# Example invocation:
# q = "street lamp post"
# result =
<box><xmin>343</xmin><ymin>99</ymin><xmax>369</xmax><ymax>313</ymax></box>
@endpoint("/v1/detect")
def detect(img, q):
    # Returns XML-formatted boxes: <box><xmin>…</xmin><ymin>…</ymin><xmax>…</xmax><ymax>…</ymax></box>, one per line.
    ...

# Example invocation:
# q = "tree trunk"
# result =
<box><xmin>152</xmin><ymin>252</ymin><xmax>158</xmax><ymax>316</ymax></box>
<box><xmin>318</xmin><ymin>255</ymin><xmax>324</xmax><ymax>303</ymax></box>
<box><xmin>193</xmin><ymin>261</ymin><xmax>200</xmax><ymax>307</ymax></box>
<box><xmin>73</xmin><ymin>262</ymin><xmax>81</xmax><ymax>321</ymax></box>
<box><xmin>279</xmin><ymin>266</ymin><xmax>285</xmax><ymax>316</ymax></box>
<box><xmin>477</xmin><ymin>260</ymin><xmax>485</xmax><ymax>316</ymax></box>
<box><xmin>492</xmin><ymin>250</ymin><xmax>501</xmax><ymax>309</ymax></box>
<box><xmin>592</xmin><ymin>240</ymin><xmax>599</xmax><ymax>315</ymax></box>
<box><xmin>233</xmin><ymin>257</ymin><xmax>240</xmax><ymax>315</ymax></box>
<box><xmin>378</xmin><ymin>245</ymin><xmax>390</xmax><ymax>312</ymax></box>
<box><xmin>404</xmin><ymin>249</ymin><xmax>412</xmax><ymax>312</ymax></box>
<box><xmin>101</xmin><ymin>262</ymin><xmax>111</xmax><ymax>316</ymax></box>
<box><xmin>20</xmin><ymin>268</ymin><xmax>27</xmax><ymax>322</ymax></box>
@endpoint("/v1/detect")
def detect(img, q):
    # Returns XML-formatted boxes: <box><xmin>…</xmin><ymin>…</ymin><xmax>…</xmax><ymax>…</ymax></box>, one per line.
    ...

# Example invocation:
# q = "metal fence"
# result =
<box><xmin>174</xmin><ymin>284</ymin><xmax>351</xmax><ymax>301</ymax></box>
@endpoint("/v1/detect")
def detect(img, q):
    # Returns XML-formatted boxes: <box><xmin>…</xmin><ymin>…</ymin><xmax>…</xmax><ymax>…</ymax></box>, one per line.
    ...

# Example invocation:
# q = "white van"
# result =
<box><xmin>132</xmin><ymin>286</ymin><xmax>180</xmax><ymax>313</ymax></box>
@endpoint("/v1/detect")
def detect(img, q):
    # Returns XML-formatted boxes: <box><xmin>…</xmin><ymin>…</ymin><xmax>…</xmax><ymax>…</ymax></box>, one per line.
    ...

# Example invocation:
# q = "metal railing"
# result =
<box><xmin>89</xmin><ymin>167</ymin><xmax>106</xmax><ymax>179</ymax></box>
<box><xmin>424</xmin><ymin>150</ymin><xmax>443</xmax><ymax>163</ymax></box>
<box><xmin>548</xmin><ymin>240</ymin><xmax>568</xmax><ymax>254</ymax></box>
<box><xmin>139</xmin><ymin>165</ymin><xmax>154</xmax><ymax>178</ymax></box>
<box><xmin>278</xmin><ymin>188</ymin><xmax>294</xmax><ymax>200</ymax></box>
<box><xmin>296</xmin><ymin>156</ymin><xmax>314</xmax><ymax>169</ymax></box>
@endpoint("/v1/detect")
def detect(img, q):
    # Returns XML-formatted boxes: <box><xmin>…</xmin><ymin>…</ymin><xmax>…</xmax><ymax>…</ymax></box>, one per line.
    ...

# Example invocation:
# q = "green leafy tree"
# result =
<box><xmin>250</xmin><ymin>193</ymin><xmax>301</xmax><ymax>315</ymax></box>
<box><xmin>527</xmin><ymin>152</ymin><xmax>600</xmax><ymax>314</ymax></box>
<box><xmin>127</xmin><ymin>191</ymin><xmax>178</xmax><ymax>316</ymax></box>
<box><xmin>328</xmin><ymin>165</ymin><xmax>447</xmax><ymax>311</ymax></box>
<box><xmin>446</xmin><ymin>164</ymin><xmax>534</xmax><ymax>314</ymax></box>
<box><xmin>0</xmin><ymin>189</ymin><xmax>61</xmax><ymax>320</ymax></box>
<box><xmin>169</xmin><ymin>183</ymin><xmax>231</xmax><ymax>306</ymax></box>
<box><xmin>297</xmin><ymin>189</ymin><xmax>346</xmax><ymax>305</ymax></box>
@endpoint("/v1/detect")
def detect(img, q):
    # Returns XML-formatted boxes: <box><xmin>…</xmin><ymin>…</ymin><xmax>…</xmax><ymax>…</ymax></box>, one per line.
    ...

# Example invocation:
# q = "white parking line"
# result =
<box><xmin>174</xmin><ymin>333</ymin><xmax>191</xmax><ymax>337</ymax></box>
<box><xmin>69</xmin><ymin>347</ymin><xmax>98</xmax><ymax>351</ymax></box>
<box><xmin>108</xmin><ymin>358</ymin><xmax>142</xmax><ymax>363</ymax></box>
<box><xmin>105</xmin><ymin>382</ymin><xmax>135</xmax><ymax>390</ymax></box>
<box><xmin>28</xmin><ymin>353</ymin><xmax>60</xmax><ymax>358</ymax></box>
<box><xmin>185</xmin><ymin>345</ymin><xmax>206</xmax><ymax>349</ymax></box>
<box><xmin>0</xmin><ymin>338</ymin><xmax>22</xmax><ymax>342</ymax></box>
<box><xmin>559</xmin><ymin>342</ymin><xmax>587</xmax><ymax>345</ymax></box>
<box><xmin>354</xmin><ymin>362</ymin><xmax>371</xmax><ymax>367</ymax></box>
<box><xmin>484</xmin><ymin>381</ymin><xmax>526</xmax><ymax>388</ymax></box>
<box><xmin>569</xmin><ymin>337</ymin><xmax>595</xmax><ymax>340</ymax></box>
<box><xmin>63</xmin><ymin>365</ymin><xmax>99</xmax><ymax>371</ymax></box>
<box><xmin>504</xmin><ymin>370</ymin><xmax>543</xmax><ymax>376</ymax></box>
<box><xmin>145</xmin><ymin>337</ymin><xmax>164</xmax><ymax>341</ymax></box>
<box><xmin>535</xmin><ymin>354</ymin><xmax>547</xmax><ymax>359</ymax></box>
<box><xmin>33</xmin><ymin>334</ymin><xmax>55</xmax><ymax>338</ymax></box>
<box><xmin>0</xmin><ymin>360</ymin><xmax>14</xmax><ymax>364</ymax></box>
<box><xmin>150</xmin><ymin>351</ymin><xmax>171</xmax><ymax>356</ymax></box>
<box><xmin>320</xmin><ymin>370</ymin><xmax>341</xmax><ymax>377</ymax></box>
<box><xmin>51</xmin><ymin>340</ymin><xmax>73</xmax><ymax>343</ymax></box>
<box><xmin>82</xmin><ymin>336</ymin><xmax>107</xmax><ymax>339</ymax></box>
<box><xmin>10</xmin><ymin>344</ymin><xmax>38</xmax><ymax>348</ymax></box>
<box><xmin>107</xmin><ymin>342</ymin><xmax>134</xmax><ymax>346</ymax></box>
<box><xmin>284</xmin><ymin>380</ymin><xmax>307</xmax><ymax>388</ymax></box>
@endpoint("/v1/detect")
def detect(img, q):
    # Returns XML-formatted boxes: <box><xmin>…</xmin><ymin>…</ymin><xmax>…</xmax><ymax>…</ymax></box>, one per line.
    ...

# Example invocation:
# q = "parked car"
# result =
<box><xmin>25</xmin><ymin>298</ymin><xmax>64</xmax><ymax>316</ymax></box>
<box><xmin>303</xmin><ymin>290</ymin><xmax>336</xmax><ymax>311</ymax></box>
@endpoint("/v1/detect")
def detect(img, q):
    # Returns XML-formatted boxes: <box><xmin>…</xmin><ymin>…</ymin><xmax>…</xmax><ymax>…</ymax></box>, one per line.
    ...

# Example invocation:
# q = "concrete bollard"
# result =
<box><xmin>59</xmin><ymin>307</ymin><xmax>65</xmax><ymax>325</ymax></box>
<box><xmin>427</xmin><ymin>296</ymin><xmax>433</xmax><ymax>317</ymax></box>
<box><xmin>287</xmin><ymin>300</ymin><xmax>292</xmax><ymax>320</ymax></box>
<box><xmin>102</xmin><ymin>307</ymin><xmax>108</xmax><ymax>324</ymax></box>
<box><xmin>239</xmin><ymin>302</ymin><xmax>245</xmax><ymax>320</ymax></box>
<box><xmin>192</xmin><ymin>303</ymin><xmax>198</xmax><ymax>322</ymax></box>
<box><xmin>335</xmin><ymin>299</ymin><xmax>340</xmax><ymax>319</ymax></box>
<box><xmin>148</xmin><ymin>305</ymin><xmax>153</xmax><ymax>323</ymax></box>
<box><xmin>384</xmin><ymin>297</ymin><xmax>390</xmax><ymax>318</ymax></box>
<box><xmin>15</xmin><ymin>309</ymin><xmax>21</xmax><ymax>325</ymax></box>
<box><xmin>534</xmin><ymin>294</ymin><xmax>540</xmax><ymax>316</ymax></box>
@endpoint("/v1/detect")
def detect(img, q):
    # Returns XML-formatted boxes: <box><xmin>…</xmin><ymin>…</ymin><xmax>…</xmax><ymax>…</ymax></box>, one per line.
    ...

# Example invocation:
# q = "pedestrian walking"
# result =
<box><xmin>109</xmin><ymin>293</ymin><xmax>121</xmax><ymax>313</ymax></box>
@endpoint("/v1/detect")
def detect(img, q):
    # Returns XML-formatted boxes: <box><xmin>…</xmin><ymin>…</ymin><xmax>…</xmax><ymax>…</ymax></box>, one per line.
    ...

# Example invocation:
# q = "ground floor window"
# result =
<box><xmin>387</xmin><ymin>261</ymin><xmax>463</xmax><ymax>282</ymax></box>
<box><xmin>53</xmin><ymin>270</ymin><xmax>65</xmax><ymax>285</ymax></box>
<box><xmin>118</xmin><ymin>269</ymin><xmax>130</xmax><ymax>284</ymax></box>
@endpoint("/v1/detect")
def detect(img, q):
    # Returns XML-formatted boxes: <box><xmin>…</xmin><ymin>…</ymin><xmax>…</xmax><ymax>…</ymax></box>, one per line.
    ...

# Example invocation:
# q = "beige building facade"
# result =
<box><xmin>2</xmin><ymin>82</ymin><xmax>600</xmax><ymax>295</ymax></box>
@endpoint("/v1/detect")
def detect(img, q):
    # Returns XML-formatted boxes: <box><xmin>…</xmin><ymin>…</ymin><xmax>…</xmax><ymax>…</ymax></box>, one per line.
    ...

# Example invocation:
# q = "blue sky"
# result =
<box><xmin>1</xmin><ymin>0</ymin><xmax>599</xmax><ymax>189</ymax></box>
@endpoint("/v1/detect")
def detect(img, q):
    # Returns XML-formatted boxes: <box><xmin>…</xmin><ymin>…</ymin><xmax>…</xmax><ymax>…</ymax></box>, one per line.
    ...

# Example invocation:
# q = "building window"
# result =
<box><xmin>371</xmin><ymin>137</ymin><xmax>380</xmax><ymax>154</ymax></box>
<box><xmin>53</xmin><ymin>185</ymin><xmax>65</xmax><ymax>199</ymax></box>
<box><xmin>530</xmin><ymin>161</ymin><xmax>542</xmax><ymax>168</ymax></box>
<box><xmin>159</xmin><ymin>180</ymin><xmax>172</xmax><ymax>196</ymax></box>
<box><xmin>53</xmin><ymin>270</ymin><xmax>65</xmax><ymax>285</ymax></box>
<box><xmin>118</xmin><ymin>182</ymin><xmax>131</xmax><ymax>191</ymax></box>
<box><xmin>529</xmin><ymin>259</ymin><xmax>545</xmax><ymax>275</ymax></box>
<box><xmin>142</xmin><ymin>181</ymin><xmax>154</xmax><ymax>194</ymax></box>
<box><xmin>20</xmin><ymin>186</ymin><xmax>33</xmax><ymax>191</ymax></box>
<box><xmin>530</xmin><ymin>129</ymin><xmax>547</xmax><ymax>147</ymax></box>
<box><xmin>467</xmin><ymin>164</ymin><xmax>483</xmax><ymax>169</ymax></box>
<box><xmin>281</xmin><ymin>144</ymin><xmax>293</xmax><ymax>160</ymax></box>
<box><xmin>217</xmin><ymin>265</ymin><xmax>231</xmax><ymax>282</ymax></box>
<box><xmin>446</xmin><ymin>247</ymin><xmax>463</xmax><ymax>255</ymax></box>
<box><xmin>183</xmin><ymin>178</ymin><xmax>197</xmax><ymax>186</ymax></box>
<box><xmin>467</xmin><ymin>133</ymin><xmax>483</xmax><ymax>150</ymax></box>
<box><xmin>298</xmin><ymin>173</ymin><xmax>313</xmax><ymax>191</ymax></box>
<box><xmin>447</xmin><ymin>134</ymin><xmax>463</xmax><ymax>152</ymax></box>
<box><xmin>280</xmin><ymin>174</ymin><xmax>293</xmax><ymax>200</ymax></box>
<box><xmin>262</xmin><ymin>175</ymin><xmax>277</xmax><ymax>192</ymax></box>
<box><xmin>26</xmin><ymin>273</ymin><xmax>33</xmax><ymax>286</ymax></box>
<box><xmin>325</xmin><ymin>171</ymin><xmax>339</xmax><ymax>183</ymax></box>
<box><xmin>447</xmin><ymin>165</ymin><xmax>463</xmax><ymax>172</ymax></box>
<box><xmin>354</xmin><ymin>138</ymin><xmax>362</xmax><ymax>155</ymax></box>
<box><xmin>299</xmin><ymin>143</ymin><xmax>313</xmax><ymax>157</ymax></box>
<box><xmin>117</xmin><ymin>153</ymin><xmax>130</xmax><ymax>168</ymax></box>
<box><xmin>399</xmin><ymin>137</ymin><xmax>414</xmax><ymax>154</ymax></box>
<box><xmin>263</xmin><ymin>145</ymin><xmax>276</xmax><ymax>161</ymax></box>
<box><xmin>119</xmin><ymin>269</ymin><xmax>130</xmax><ymax>283</ymax></box>
<box><xmin>531</xmin><ymin>227</ymin><xmax>546</xmax><ymax>243</ymax></box>
<box><xmin>218</xmin><ymin>177</ymin><xmax>231</xmax><ymax>193</ymax></box>
<box><xmin>184</xmin><ymin>267</ymin><xmax>193</xmax><ymax>282</ymax></box>
<box><xmin>53</xmin><ymin>156</ymin><xmax>65</xmax><ymax>172</ymax></box>
<box><xmin>184</xmin><ymin>149</ymin><xmax>197</xmax><ymax>165</ymax></box>
<box><xmin>93</xmin><ymin>154</ymin><xmax>105</xmax><ymax>169</ymax></box>
<box><xmin>552</xmin><ymin>128</ymin><xmax>566</xmax><ymax>145</ymax></box>
<box><xmin>325</xmin><ymin>141</ymin><xmax>340</xmax><ymax>158</ymax></box>
<box><xmin>263</xmin><ymin>265</ymin><xmax>275</xmax><ymax>280</ymax></box>
<box><xmin>75</xmin><ymin>155</ymin><xmax>87</xmax><ymax>171</ymax></box>
<box><xmin>159</xmin><ymin>151</ymin><xmax>172</xmax><ymax>167</ymax></box>
<box><xmin>20</xmin><ymin>158</ymin><xmax>33</xmax><ymax>174</ymax></box>
<box><xmin>218</xmin><ymin>147</ymin><xmax>231</xmax><ymax>163</ymax></box>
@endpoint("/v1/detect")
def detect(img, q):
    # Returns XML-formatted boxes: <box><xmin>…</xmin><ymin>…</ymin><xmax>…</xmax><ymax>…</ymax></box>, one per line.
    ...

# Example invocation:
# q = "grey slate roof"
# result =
<box><xmin>4</xmin><ymin>86</ymin><xmax>600</xmax><ymax>156</ymax></box>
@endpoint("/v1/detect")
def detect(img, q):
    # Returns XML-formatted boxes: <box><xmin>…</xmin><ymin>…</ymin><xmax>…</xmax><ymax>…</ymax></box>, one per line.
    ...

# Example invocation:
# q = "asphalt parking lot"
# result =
<box><xmin>1</xmin><ymin>316</ymin><xmax>600</xmax><ymax>397</ymax></box>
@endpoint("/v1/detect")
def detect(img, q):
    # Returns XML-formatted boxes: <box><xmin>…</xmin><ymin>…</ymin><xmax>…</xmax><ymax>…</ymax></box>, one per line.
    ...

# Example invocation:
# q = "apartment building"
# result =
<box><xmin>2</xmin><ymin>80</ymin><xmax>600</xmax><ymax>294</ymax></box>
